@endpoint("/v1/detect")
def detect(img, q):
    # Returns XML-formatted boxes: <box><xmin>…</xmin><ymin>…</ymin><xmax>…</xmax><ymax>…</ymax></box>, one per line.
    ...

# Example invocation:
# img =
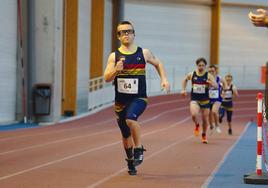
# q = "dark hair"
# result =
<box><xmin>118</xmin><ymin>21</ymin><xmax>134</xmax><ymax>27</ymax></box>
<box><xmin>209</xmin><ymin>64</ymin><xmax>217</xmax><ymax>70</ymax></box>
<box><xmin>117</xmin><ymin>21</ymin><xmax>135</xmax><ymax>34</ymax></box>
<box><xmin>196</xmin><ymin>57</ymin><xmax>207</xmax><ymax>66</ymax></box>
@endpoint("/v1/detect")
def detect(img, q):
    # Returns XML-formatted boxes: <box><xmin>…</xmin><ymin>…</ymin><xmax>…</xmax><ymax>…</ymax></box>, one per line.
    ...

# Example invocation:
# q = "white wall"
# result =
<box><xmin>222</xmin><ymin>0</ymin><xmax>268</xmax><ymax>6</ymax></box>
<box><xmin>103</xmin><ymin>0</ymin><xmax>113</xmax><ymax>73</ymax></box>
<box><xmin>220</xmin><ymin>3</ymin><xmax>268</xmax><ymax>89</ymax></box>
<box><xmin>77</xmin><ymin>0</ymin><xmax>91</xmax><ymax>114</ymax></box>
<box><xmin>125</xmin><ymin>0</ymin><xmax>211</xmax><ymax>66</ymax></box>
<box><xmin>32</xmin><ymin>0</ymin><xmax>63</xmax><ymax>122</ymax></box>
<box><xmin>124</xmin><ymin>0</ymin><xmax>211</xmax><ymax>92</ymax></box>
<box><xmin>0</xmin><ymin>0</ymin><xmax>17</xmax><ymax>123</ymax></box>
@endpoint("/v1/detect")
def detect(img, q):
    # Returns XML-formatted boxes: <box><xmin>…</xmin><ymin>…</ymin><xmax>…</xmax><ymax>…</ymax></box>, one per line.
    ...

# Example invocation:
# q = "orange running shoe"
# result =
<box><xmin>194</xmin><ymin>124</ymin><xmax>200</xmax><ymax>136</ymax></box>
<box><xmin>202</xmin><ymin>133</ymin><xmax>208</xmax><ymax>144</ymax></box>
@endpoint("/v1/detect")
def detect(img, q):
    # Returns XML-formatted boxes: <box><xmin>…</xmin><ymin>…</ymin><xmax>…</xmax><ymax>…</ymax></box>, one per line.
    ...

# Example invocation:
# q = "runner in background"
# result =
<box><xmin>208</xmin><ymin>65</ymin><xmax>227</xmax><ymax>134</ymax></box>
<box><xmin>219</xmin><ymin>74</ymin><xmax>238</xmax><ymax>135</ymax></box>
<box><xmin>181</xmin><ymin>58</ymin><xmax>217</xmax><ymax>144</ymax></box>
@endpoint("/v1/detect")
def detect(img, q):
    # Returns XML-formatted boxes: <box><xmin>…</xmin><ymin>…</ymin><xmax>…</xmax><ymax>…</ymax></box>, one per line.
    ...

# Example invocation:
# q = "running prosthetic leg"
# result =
<box><xmin>125</xmin><ymin>147</ymin><xmax>136</xmax><ymax>175</ymax></box>
<box><xmin>133</xmin><ymin>145</ymin><xmax>146</xmax><ymax>166</ymax></box>
<box><xmin>125</xmin><ymin>147</ymin><xmax>133</xmax><ymax>159</ymax></box>
<box><xmin>126</xmin><ymin>158</ymin><xmax>137</xmax><ymax>175</ymax></box>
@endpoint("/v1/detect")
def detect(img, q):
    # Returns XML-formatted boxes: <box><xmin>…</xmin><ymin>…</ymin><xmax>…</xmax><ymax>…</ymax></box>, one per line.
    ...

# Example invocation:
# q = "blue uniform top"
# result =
<box><xmin>209</xmin><ymin>76</ymin><xmax>222</xmax><ymax>103</ymax></box>
<box><xmin>114</xmin><ymin>47</ymin><xmax>147</xmax><ymax>104</ymax></box>
<box><xmin>191</xmin><ymin>71</ymin><xmax>209</xmax><ymax>101</ymax></box>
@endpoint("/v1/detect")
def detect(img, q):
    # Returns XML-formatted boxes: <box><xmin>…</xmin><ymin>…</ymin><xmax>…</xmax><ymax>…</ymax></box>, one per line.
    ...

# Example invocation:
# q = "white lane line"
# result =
<box><xmin>0</xmin><ymin>93</ymin><xmax>254</xmax><ymax>141</ymax></box>
<box><xmin>237</xmin><ymin>94</ymin><xmax>259</xmax><ymax>98</ymax></box>
<box><xmin>86</xmin><ymin>117</ymin><xmax>253</xmax><ymax>188</ymax></box>
<box><xmin>0</xmin><ymin>94</ymin><xmax>253</xmax><ymax>141</ymax></box>
<box><xmin>236</xmin><ymin>101</ymin><xmax>255</xmax><ymax>104</ymax></box>
<box><xmin>0</xmin><ymin>129</ymin><xmax>117</xmax><ymax>156</ymax></box>
<box><xmin>0</xmin><ymin>106</ymin><xmax>188</xmax><ymax>156</ymax></box>
<box><xmin>236</xmin><ymin>107</ymin><xmax>255</xmax><ymax>111</ymax></box>
<box><xmin>233</xmin><ymin>114</ymin><xmax>255</xmax><ymax>119</ymax></box>
<box><xmin>0</xmin><ymin>105</ymin><xmax>254</xmax><ymax>156</ymax></box>
<box><xmin>0</xmin><ymin>117</ymin><xmax>191</xmax><ymax>181</ymax></box>
<box><xmin>0</xmin><ymin>141</ymin><xmax>121</xmax><ymax>181</ymax></box>
<box><xmin>0</xmin><ymin>119</ymin><xmax>115</xmax><ymax>142</ymax></box>
<box><xmin>86</xmin><ymin>134</ymin><xmax>194</xmax><ymax>188</ymax></box>
<box><xmin>201</xmin><ymin>122</ymin><xmax>252</xmax><ymax>188</ymax></box>
<box><xmin>0</xmin><ymin>99</ymin><xmax>185</xmax><ymax>141</ymax></box>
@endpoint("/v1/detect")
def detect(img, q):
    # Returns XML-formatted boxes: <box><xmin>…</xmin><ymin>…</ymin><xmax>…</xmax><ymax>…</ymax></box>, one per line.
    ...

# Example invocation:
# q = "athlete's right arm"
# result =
<box><xmin>181</xmin><ymin>72</ymin><xmax>192</xmax><ymax>96</ymax></box>
<box><xmin>104</xmin><ymin>53</ymin><xmax>124</xmax><ymax>82</ymax></box>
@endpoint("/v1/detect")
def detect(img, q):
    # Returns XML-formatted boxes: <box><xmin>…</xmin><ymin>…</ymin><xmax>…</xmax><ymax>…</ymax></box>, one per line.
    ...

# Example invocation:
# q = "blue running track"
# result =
<box><xmin>0</xmin><ymin>123</ymin><xmax>38</xmax><ymax>131</ymax></box>
<box><xmin>206</xmin><ymin>122</ymin><xmax>268</xmax><ymax>188</ymax></box>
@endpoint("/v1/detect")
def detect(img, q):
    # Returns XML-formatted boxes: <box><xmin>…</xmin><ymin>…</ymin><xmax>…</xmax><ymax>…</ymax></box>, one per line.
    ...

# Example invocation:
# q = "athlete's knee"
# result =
<box><xmin>117</xmin><ymin>117</ymin><xmax>131</xmax><ymax>138</ymax></box>
<box><xmin>212</xmin><ymin>109</ymin><xmax>218</xmax><ymax>115</ymax></box>
<box><xmin>126</xmin><ymin>119</ymin><xmax>138</xmax><ymax>128</ymax></box>
<box><xmin>191</xmin><ymin>110</ymin><xmax>199</xmax><ymax>117</ymax></box>
<box><xmin>122</xmin><ymin>131</ymin><xmax>131</xmax><ymax>139</ymax></box>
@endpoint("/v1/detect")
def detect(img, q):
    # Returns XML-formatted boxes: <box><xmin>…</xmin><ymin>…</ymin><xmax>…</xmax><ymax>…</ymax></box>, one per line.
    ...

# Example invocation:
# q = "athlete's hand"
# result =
<box><xmin>207</xmin><ymin>77</ymin><xmax>214</xmax><ymax>86</ymax></box>
<box><xmin>181</xmin><ymin>90</ymin><xmax>187</xmax><ymax>97</ymax></box>
<box><xmin>115</xmin><ymin>57</ymin><xmax>125</xmax><ymax>72</ymax></box>
<box><xmin>248</xmin><ymin>9</ymin><xmax>268</xmax><ymax>27</ymax></box>
<box><xmin>161</xmin><ymin>80</ymin><xmax>170</xmax><ymax>93</ymax></box>
<box><xmin>221</xmin><ymin>90</ymin><xmax>225</xmax><ymax>98</ymax></box>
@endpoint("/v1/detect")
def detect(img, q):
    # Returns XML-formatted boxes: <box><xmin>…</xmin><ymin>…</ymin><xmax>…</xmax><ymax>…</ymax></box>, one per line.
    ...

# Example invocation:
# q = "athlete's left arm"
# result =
<box><xmin>207</xmin><ymin>73</ymin><xmax>218</xmax><ymax>88</ymax></box>
<box><xmin>232</xmin><ymin>85</ymin><xmax>239</xmax><ymax>97</ymax></box>
<box><xmin>143</xmin><ymin>49</ymin><xmax>170</xmax><ymax>93</ymax></box>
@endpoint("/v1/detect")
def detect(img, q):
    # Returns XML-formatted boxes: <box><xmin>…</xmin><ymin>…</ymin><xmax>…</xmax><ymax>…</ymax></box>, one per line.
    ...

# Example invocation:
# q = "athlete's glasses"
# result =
<box><xmin>117</xmin><ymin>29</ymin><xmax>135</xmax><ymax>36</ymax></box>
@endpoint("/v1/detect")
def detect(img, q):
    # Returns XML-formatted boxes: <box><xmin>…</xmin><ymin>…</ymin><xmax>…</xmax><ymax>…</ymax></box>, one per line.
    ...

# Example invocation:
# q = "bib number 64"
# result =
<box><xmin>117</xmin><ymin>78</ymin><xmax>138</xmax><ymax>94</ymax></box>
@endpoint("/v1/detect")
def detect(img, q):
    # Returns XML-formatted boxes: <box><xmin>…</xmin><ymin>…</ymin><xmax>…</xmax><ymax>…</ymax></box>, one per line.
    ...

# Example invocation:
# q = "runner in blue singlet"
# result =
<box><xmin>208</xmin><ymin>65</ymin><xmax>227</xmax><ymax>134</ymax></box>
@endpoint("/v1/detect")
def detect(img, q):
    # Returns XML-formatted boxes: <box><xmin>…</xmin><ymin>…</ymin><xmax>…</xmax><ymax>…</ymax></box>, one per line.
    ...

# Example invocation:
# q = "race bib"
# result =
<box><xmin>224</xmin><ymin>91</ymin><xmax>232</xmax><ymax>98</ymax></box>
<box><xmin>117</xmin><ymin>78</ymin><xmax>138</xmax><ymax>94</ymax></box>
<box><xmin>193</xmin><ymin>84</ymin><xmax>206</xmax><ymax>94</ymax></box>
<box><xmin>209</xmin><ymin>90</ymin><xmax>219</xmax><ymax>99</ymax></box>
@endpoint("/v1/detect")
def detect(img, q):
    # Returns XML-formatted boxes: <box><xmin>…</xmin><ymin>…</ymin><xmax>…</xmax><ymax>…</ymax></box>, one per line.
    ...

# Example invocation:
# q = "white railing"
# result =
<box><xmin>88</xmin><ymin>77</ymin><xmax>114</xmax><ymax>111</ymax></box>
<box><xmin>88</xmin><ymin>65</ymin><xmax>264</xmax><ymax>111</ymax></box>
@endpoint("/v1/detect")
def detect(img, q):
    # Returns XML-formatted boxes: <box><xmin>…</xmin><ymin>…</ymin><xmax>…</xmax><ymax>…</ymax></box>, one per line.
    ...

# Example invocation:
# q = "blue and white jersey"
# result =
<box><xmin>209</xmin><ymin>76</ymin><xmax>222</xmax><ymax>103</ymax></box>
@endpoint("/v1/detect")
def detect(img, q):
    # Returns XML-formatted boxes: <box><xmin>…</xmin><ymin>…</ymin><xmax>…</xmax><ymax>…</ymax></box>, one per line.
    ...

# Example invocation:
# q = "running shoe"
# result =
<box><xmin>194</xmin><ymin>124</ymin><xmax>200</xmax><ymax>136</ymax></box>
<box><xmin>215</xmin><ymin>126</ymin><xmax>222</xmax><ymax>134</ymax></box>
<box><xmin>134</xmin><ymin>145</ymin><xmax>146</xmax><ymax>166</ymax></box>
<box><xmin>126</xmin><ymin>158</ymin><xmax>137</xmax><ymax>175</ymax></box>
<box><xmin>228</xmin><ymin>128</ymin><xmax>232</xmax><ymax>135</ymax></box>
<box><xmin>202</xmin><ymin>133</ymin><xmax>208</xmax><ymax>144</ymax></box>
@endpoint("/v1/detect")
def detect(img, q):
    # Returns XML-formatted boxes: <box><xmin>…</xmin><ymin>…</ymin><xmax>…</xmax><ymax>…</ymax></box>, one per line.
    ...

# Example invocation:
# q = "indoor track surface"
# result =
<box><xmin>0</xmin><ymin>90</ymin><xmax>263</xmax><ymax>188</ymax></box>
